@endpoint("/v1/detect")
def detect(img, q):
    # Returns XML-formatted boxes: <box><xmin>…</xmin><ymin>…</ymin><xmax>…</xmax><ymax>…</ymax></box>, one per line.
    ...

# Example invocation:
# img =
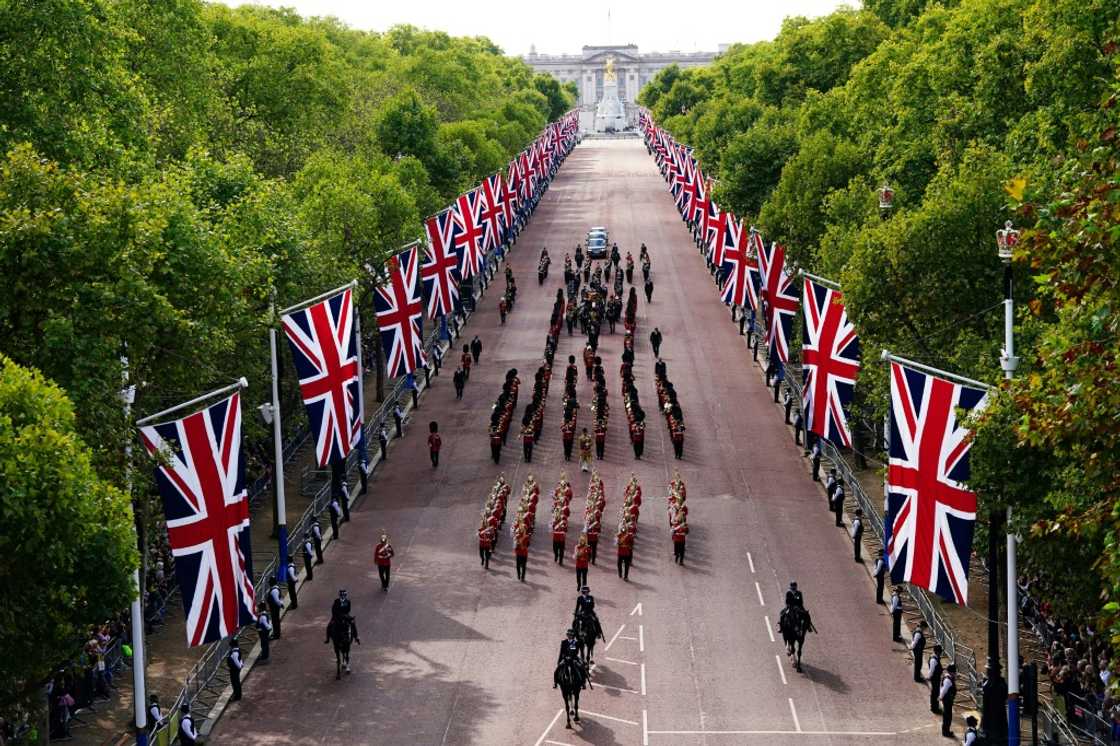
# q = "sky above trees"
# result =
<box><xmin>214</xmin><ymin>0</ymin><xmax>853</xmax><ymax>56</ymax></box>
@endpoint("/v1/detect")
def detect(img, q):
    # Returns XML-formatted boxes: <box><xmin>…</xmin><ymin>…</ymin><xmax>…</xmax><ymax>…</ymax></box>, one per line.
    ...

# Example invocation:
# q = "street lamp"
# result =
<box><xmin>997</xmin><ymin>219</ymin><xmax>1021</xmax><ymax>745</ymax></box>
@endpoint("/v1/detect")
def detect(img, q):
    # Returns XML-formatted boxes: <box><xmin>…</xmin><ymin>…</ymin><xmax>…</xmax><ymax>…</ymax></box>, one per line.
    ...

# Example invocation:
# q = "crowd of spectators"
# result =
<box><xmin>1019</xmin><ymin>574</ymin><xmax>1120</xmax><ymax>740</ymax></box>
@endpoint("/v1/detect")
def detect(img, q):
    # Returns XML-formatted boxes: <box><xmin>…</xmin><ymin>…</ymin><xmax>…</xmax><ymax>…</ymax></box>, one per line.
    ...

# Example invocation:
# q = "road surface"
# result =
<box><xmin>209</xmin><ymin>138</ymin><xmax>943</xmax><ymax>745</ymax></box>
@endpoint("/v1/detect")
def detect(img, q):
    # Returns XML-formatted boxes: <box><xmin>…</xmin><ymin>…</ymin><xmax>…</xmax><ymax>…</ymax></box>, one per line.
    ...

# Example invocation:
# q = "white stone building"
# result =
<box><xmin>524</xmin><ymin>44</ymin><xmax>718</xmax><ymax>129</ymax></box>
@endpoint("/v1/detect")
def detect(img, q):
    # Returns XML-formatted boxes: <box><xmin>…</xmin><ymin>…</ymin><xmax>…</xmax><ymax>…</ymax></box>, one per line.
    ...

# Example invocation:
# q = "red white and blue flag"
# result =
<box><xmin>884</xmin><ymin>362</ymin><xmax>987</xmax><ymax>605</ymax></box>
<box><xmin>281</xmin><ymin>287</ymin><xmax>362</xmax><ymax>467</ymax></box>
<box><xmin>501</xmin><ymin>165</ymin><xmax>519</xmax><ymax>225</ymax></box>
<box><xmin>757</xmin><ymin>240</ymin><xmax>799</xmax><ymax>363</ymax></box>
<box><xmin>452</xmin><ymin>189</ymin><xmax>486</xmax><ymax>279</ymax></box>
<box><xmin>689</xmin><ymin>173</ymin><xmax>709</xmax><ymax>225</ymax></box>
<box><xmin>745</xmin><ymin>228</ymin><xmax>765</xmax><ymax>313</ymax></box>
<box><xmin>375</xmin><ymin>245</ymin><xmax>427</xmax><ymax>377</ymax></box>
<box><xmin>421</xmin><ymin>211</ymin><xmax>460</xmax><ymax>319</ymax></box>
<box><xmin>719</xmin><ymin>217</ymin><xmax>758</xmax><ymax>308</ymax></box>
<box><xmin>801</xmin><ymin>279</ymin><xmax>860</xmax><ymax>447</ymax></box>
<box><xmin>705</xmin><ymin>202</ymin><xmax>730</xmax><ymax>268</ymax></box>
<box><xmin>479</xmin><ymin>172</ymin><xmax>506</xmax><ymax>252</ymax></box>
<box><xmin>139</xmin><ymin>392</ymin><xmax>256</xmax><ymax>647</ymax></box>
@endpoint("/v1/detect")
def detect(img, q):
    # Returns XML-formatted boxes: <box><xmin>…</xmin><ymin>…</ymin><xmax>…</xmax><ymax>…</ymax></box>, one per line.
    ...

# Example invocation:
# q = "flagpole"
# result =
<box><xmin>878</xmin><ymin>350</ymin><xmax>991</xmax><ymax>392</ymax></box>
<box><xmin>798</xmin><ymin>270</ymin><xmax>842</xmax><ymax>290</ymax></box>
<box><xmin>1000</xmin><ymin>226</ymin><xmax>1021</xmax><ymax>745</ymax></box>
<box><xmin>121</xmin><ymin>358</ymin><xmax>148</xmax><ymax>746</ymax></box>
<box><xmin>279</xmin><ymin>280</ymin><xmax>358</xmax><ymax>317</ymax></box>
<box><xmin>135</xmin><ymin>378</ymin><xmax>249</xmax><ymax>427</ymax></box>
<box><xmin>352</xmin><ymin>301</ymin><xmax>369</xmax><ymax>494</ymax></box>
<box><xmin>267</xmin><ymin>328</ymin><xmax>289</xmax><ymax>599</ymax></box>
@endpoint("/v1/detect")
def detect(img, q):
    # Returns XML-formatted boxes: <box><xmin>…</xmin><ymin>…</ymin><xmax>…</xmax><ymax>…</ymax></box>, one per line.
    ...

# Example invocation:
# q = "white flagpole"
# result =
<box><xmin>268</xmin><ymin>328</ymin><xmax>289</xmax><ymax>590</ymax></box>
<box><xmin>135</xmin><ymin>378</ymin><xmax>248</xmax><ymax>427</ymax></box>
<box><xmin>879</xmin><ymin>350</ymin><xmax>991</xmax><ymax>392</ymax></box>
<box><xmin>121</xmin><ymin>357</ymin><xmax>148</xmax><ymax>746</ymax></box>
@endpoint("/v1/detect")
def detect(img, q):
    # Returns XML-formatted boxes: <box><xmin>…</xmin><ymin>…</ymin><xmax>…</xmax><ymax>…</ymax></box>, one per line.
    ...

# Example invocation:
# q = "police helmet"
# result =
<box><xmin>581</xmin><ymin>586</ymin><xmax>590</xmax><ymax>593</ymax></box>
<box><xmin>789</xmin><ymin>581</ymin><xmax>798</xmax><ymax>590</ymax></box>
<box><xmin>180</xmin><ymin>702</ymin><xmax>191</xmax><ymax>713</ymax></box>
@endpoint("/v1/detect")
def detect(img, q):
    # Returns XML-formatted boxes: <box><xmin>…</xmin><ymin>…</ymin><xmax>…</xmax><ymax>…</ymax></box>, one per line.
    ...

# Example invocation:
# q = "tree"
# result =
<box><xmin>0</xmin><ymin>356</ymin><xmax>137</xmax><ymax>709</ymax></box>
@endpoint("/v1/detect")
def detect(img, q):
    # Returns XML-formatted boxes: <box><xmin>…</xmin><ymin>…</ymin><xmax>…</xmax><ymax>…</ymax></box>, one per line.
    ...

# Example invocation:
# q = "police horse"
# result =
<box><xmin>572</xmin><ymin>610</ymin><xmax>604</xmax><ymax>668</ymax></box>
<box><xmin>555</xmin><ymin>656</ymin><xmax>590</xmax><ymax>729</ymax></box>
<box><xmin>778</xmin><ymin>604</ymin><xmax>816</xmax><ymax>673</ymax></box>
<box><xmin>325</xmin><ymin>614</ymin><xmax>359</xmax><ymax>680</ymax></box>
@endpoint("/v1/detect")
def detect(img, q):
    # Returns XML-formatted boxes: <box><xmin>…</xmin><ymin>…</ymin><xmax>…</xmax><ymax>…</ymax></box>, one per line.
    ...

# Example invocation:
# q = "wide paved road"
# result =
<box><xmin>211</xmin><ymin>139</ymin><xmax>940</xmax><ymax>745</ymax></box>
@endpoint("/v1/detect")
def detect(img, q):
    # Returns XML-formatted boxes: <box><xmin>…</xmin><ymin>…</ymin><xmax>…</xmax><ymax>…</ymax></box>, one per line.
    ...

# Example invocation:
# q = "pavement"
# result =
<box><xmin>207</xmin><ymin>139</ymin><xmax>948</xmax><ymax>744</ymax></box>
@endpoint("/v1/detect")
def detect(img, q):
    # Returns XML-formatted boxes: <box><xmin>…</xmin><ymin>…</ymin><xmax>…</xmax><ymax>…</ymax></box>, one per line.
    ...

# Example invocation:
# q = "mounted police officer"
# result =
<box><xmin>574</xmin><ymin>586</ymin><xmax>604</xmax><ymax>641</ymax></box>
<box><xmin>785</xmin><ymin>581</ymin><xmax>804</xmax><ymax>609</ymax></box>
<box><xmin>554</xmin><ymin>629</ymin><xmax>584</xmax><ymax>689</ymax></box>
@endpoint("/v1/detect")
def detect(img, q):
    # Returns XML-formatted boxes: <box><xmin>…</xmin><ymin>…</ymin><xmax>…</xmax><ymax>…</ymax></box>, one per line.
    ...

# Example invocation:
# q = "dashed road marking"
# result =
<box><xmin>605</xmin><ymin>656</ymin><xmax>638</xmax><ymax>666</ymax></box>
<box><xmin>789</xmin><ymin>698</ymin><xmax>801</xmax><ymax>732</ymax></box>
<box><xmin>640</xmin><ymin>663</ymin><xmax>647</xmax><ymax>695</ymax></box>
<box><xmin>775</xmin><ymin>655</ymin><xmax>788</xmax><ymax>685</ymax></box>
<box><xmin>646</xmin><ymin>729</ymin><xmax>898</xmax><ymax>737</ymax></box>
<box><xmin>747</xmin><ymin>552</ymin><xmax>755</xmax><ymax>573</ymax></box>
<box><xmin>638</xmin><ymin>624</ymin><xmax>645</xmax><ymax>652</ymax></box>
<box><xmin>765</xmin><ymin>615</ymin><xmax>775</xmax><ymax>642</ymax></box>
<box><xmin>631</xmin><ymin>602</ymin><xmax>643</xmax><ymax>616</ymax></box>
<box><xmin>534</xmin><ymin>709</ymin><xmax>564</xmax><ymax>746</ymax></box>
<box><xmin>642</xmin><ymin>709</ymin><xmax>649</xmax><ymax>746</ymax></box>
<box><xmin>544</xmin><ymin>740</ymin><xmax>575</xmax><ymax>746</ymax></box>
<box><xmin>593</xmin><ymin>682</ymin><xmax>640</xmax><ymax>694</ymax></box>
<box><xmin>755</xmin><ymin>581</ymin><xmax>765</xmax><ymax>605</ymax></box>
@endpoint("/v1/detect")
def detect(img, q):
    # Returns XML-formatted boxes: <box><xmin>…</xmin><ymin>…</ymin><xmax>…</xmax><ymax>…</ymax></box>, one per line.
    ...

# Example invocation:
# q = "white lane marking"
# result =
<box><xmin>631</xmin><ymin>602</ymin><xmax>643</xmax><ymax>616</ymax></box>
<box><xmin>643</xmin><ymin>710</ymin><xmax>649</xmax><ymax>746</ymax></box>
<box><xmin>604</xmin><ymin>624</ymin><xmax>625</xmax><ymax>651</ymax></box>
<box><xmin>775</xmin><ymin>655</ymin><xmax>787</xmax><ymax>685</ymax></box>
<box><xmin>618</xmin><ymin>635</ymin><xmax>638</xmax><ymax>641</ymax></box>
<box><xmin>646</xmin><ymin>730</ymin><xmax>897</xmax><ymax>736</ymax></box>
<box><xmin>545</xmin><ymin>741</ymin><xmax>575</xmax><ymax>746</ymax></box>
<box><xmin>755</xmin><ymin>582</ymin><xmax>765</xmax><ymax>606</ymax></box>
<box><xmin>593</xmin><ymin>682</ymin><xmax>640</xmax><ymax>694</ymax></box>
<box><xmin>765</xmin><ymin>616</ymin><xmax>775</xmax><ymax>642</ymax></box>
<box><xmin>638</xmin><ymin>624</ymin><xmax>645</xmax><ymax>652</ymax></box>
<box><xmin>640</xmin><ymin>663</ymin><xmax>647</xmax><ymax>696</ymax></box>
<box><xmin>747</xmin><ymin>552</ymin><xmax>755</xmax><ymax>573</ymax></box>
<box><xmin>789</xmin><ymin>698</ymin><xmax>801</xmax><ymax>732</ymax></box>
<box><xmin>534</xmin><ymin>709</ymin><xmax>564</xmax><ymax>746</ymax></box>
<box><xmin>581</xmin><ymin>710</ymin><xmax>639</xmax><ymax>726</ymax></box>
<box><xmin>606</xmin><ymin>656</ymin><xmax>638</xmax><ymax>666</ymax></box>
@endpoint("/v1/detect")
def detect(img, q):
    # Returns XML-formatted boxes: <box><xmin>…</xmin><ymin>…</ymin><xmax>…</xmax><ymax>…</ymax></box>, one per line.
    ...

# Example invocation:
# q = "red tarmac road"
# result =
<box><xmin>210</xmin><ymin>139</ymin><xmax>942</xmax><ymax>745</ymax></box>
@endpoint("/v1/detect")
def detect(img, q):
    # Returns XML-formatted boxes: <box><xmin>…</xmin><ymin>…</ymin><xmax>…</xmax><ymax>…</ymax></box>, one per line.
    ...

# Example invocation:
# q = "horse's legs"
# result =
<box><xmin>563</xmin><ymin>690</ymin><xmax>573</xmax><ymax>728</ymax></box>
<box><xmin>572</xmin><ymin>690</ymin><xmax>581</xmax><ymax>723</ymax></box>
<box><xmin>335</xmin><ymin>647</ymin><xmax>342</xmax><ymax>679</ymax></box>
<box><xmin>796</xmin><ymin>638</ymin><xmax>804</xmax><ymax>672</ymax></box>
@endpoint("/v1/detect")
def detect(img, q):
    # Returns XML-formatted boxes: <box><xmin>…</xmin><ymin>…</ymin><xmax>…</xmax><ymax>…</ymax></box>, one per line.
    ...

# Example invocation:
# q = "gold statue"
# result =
<box><xmin>604</xmin><ymin>56</ymin><xmax>617</xmax><ymax>84</ymax></box>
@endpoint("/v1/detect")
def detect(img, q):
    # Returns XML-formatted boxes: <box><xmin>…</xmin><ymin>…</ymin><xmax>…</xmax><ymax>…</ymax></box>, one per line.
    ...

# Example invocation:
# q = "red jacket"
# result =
<box><xmin>514</xmin><ymin>536</ymin><xmax>530</xmax><ymax>557</ymax></box>
<box><xmin>617</xmin><ymin>533</ymin><xmax>633</xmax><ymax>557</ymax></box>
<box><xmin>374</xmin><ymin>542</ymin><xmax>394</xmax><ymax>567</ymax></box>
<box><xmin>575</xmin><ymin>545</ymin><xmax>591</xmax><ymax>569</ymax></box>
<box><xmin>428</xmin><ymin>433</ymin><xmax>442</xmax><ymax>452</ymax></box>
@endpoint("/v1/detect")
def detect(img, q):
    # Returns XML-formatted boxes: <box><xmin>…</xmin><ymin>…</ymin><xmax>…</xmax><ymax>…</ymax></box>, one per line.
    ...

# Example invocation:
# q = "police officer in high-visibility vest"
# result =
<box><xmin>311</xmin><ymin>517</ymin><xmax>324</xmax><ymax>564</ymax></box>
<box><xmin>227</xmin><ymin>638</ymin><xmax>244</xmax><ymax>701</ymax></box>
<box><xmin>873</xmin><ymin>550</ymin><xmax>887</xmax><ymax>605</ymax></box>
<box><xmin>302</xmin><ymin>533</ymin><xmax>315</xmax><ymax>581</ymax></box>
<box><xmin>285</xmin><ymin>559</ymin><xmax>299</xmax><ymax>609</ymax></box>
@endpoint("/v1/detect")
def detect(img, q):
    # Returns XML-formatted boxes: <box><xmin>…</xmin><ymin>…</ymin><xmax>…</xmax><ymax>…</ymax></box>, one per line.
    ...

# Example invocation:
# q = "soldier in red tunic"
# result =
<box><xmin>552</xmin><ymin>509</ymin><xmax>568</xmax><ymax>564</ymax></box>
<box><xmin>461</xmin><ymin>345</ymin><xmax>472</xmax><ymax>381</ymax></box>
<box><xmin>672</xmin><ymin>519</ymin><xmax>689</xmax><ymax>565</ymax></box>
<box><xmin>374</xmin><ymin>533</ymin><xmax>394</xmax><ymax>591</ymax></box>
<box><xmin>616</xmin><ymin>527</ymin><xmax>634</xmax><ymax>581</ymax></box>
<box><xmin>478</xmin><ymin>521</ymin><xmax>495</xmax><ymax>568</ymax></box>
<box><xmin>514</xmin><ymin>527</ymin><xmax>530</xmax><ymax>581</ymax></box>
<box><xmin>574</xmin><ymin>534</ymin><xmax>591</xmax><ymax>590</ymax></box>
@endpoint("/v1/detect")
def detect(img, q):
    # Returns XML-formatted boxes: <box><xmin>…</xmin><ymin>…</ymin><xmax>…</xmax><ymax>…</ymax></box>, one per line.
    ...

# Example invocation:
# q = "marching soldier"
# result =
<box><xmin>594</xmin><ymin>422</ymin><xmax>606</xmax><ymax>460</ymax></box>
<box><xmin>672</xmin><ymin>518</ymin><xmax>688</xmax><ymax>564</ymax></box>
<box><xmin>522</xmin><ymin>421</ymin><xmax>535</xmax><ymax>462</ymax></box>
<box><xmin>490</xmin><ymin>425</ymin><xmax>502</xmax><ymax>464</ymax></box>
<box><xmin>285</xmin><ymin>559</ymin><xmax>299</xmax><ymax>609</ymax></box>
<box><xmin>514</xmin><ymin>526</ymin><xmax>530</xmax><ymax>581</ymax></box>
<box><xmin>461</xmin><ymin>345</ymin><xmax>472</xmax><ymax>380</ymax></box>
<box><xmin>302</xmin><ymin>533</ymin><xmax>315</xmax><ymax>581</ymax></box>
<box><xmin>649</xmin><ymin>327</ymin><xmax>663</xmax><ymax>357</ymax></box>
<box><xmin>578</xmin><ymin>428</ymin><xmax>593</xmax><ymax>472</ymax></box>
<box><xmin>630</xmin><ymin>418</ymin><xmax>645</xmax><ymax>459</ymax></box>
<box><xmin>470</xmin><ymin>335</ymin><xmax>482</xmax><ymax>364</ymax></box>
<box><xmin>453</xmin><ymin>367</ymin><xmax>465</xmax><ymax>399</ymax></box>
<box><xmin>586</xmin><ymin>512</ymin><xmax>601</xmax><ymax>565</ymax></box>
<box><xmin>616</xmin><ymin>527</ymin><xmax>634</xmax><ymax>581</ymax></box>
<box><xmin>562</xmin><ymin>419</ymin><xmax>575</xmax><ymax>461</ymax></box>
<box><xmin>227</xmin><ymin>639</ymin><xmax>244</xmax><ymax>701</ymax></box>
<box><xmin>574</xmin><ymin>534</ymin><xmax>591</xmax><ymax>590</ymax></box>
<box><xmin>552</xmin><ymin>509</ymin><xmax>568</xmax><ymax>565</ymax></box>
<box><xmin>374</xmin><ymin>533</ymin><xmax>395</xmax><ymax>591</ymax></box>
<box><xmin>255</xmin><ymin>603</ymin><xmax>272</xmax><ymax>662</ymax></box>
<box><xmin>478</xmin><ymin>521</ymin><xmax>495</xmax><ymax>569</ymax></box>
<box><xmin>266</xmin><ymin>575</ymin><xmax>283</xmax><ymax>639</ymax></box>
<box><xmin>427</xmin><ymin>421</ymin><xmax>442</xmax><ymax>468</ymax></box>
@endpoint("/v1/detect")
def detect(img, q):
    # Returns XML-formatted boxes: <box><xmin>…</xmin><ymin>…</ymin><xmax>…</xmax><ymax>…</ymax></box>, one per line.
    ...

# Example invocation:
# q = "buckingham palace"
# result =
<box><xmin>524</xmin><ymin>44</ymin><xmax>720</xmax><ymax>129</ymax></box>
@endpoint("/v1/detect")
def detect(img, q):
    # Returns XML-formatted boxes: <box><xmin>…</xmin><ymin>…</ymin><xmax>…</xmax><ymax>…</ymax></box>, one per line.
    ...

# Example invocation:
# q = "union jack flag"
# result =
<box><xmin>452</xmin><ymin>189</ymin><xmax>486</xmax><ymax>279</ymax></box>
<box><xmin>479</xmin><ymin>172</ymin><xmax>505</xmax><ymax>252</ymax></box>
<box><xmin>884</xmin><ymin>362</ymin><xmax>987</xmax><ymax>605</ymax></box>
<box><xmin>706</xmin><ymin>203</ymin><xmax>730</xmax><ymax>268</ymax></box>
<box><xmin>375</xmin><ymin>245</ymin><xmax>427</xmax><ymax>377</ymax></box>
<box><xmin>757</xmin><ymin>240</ymin><xmax>799</xmax><ymax>363</ymax></box>
<box><xmin>689</xmin><ymin>172</ymin><xmax>709</xmax><ymax>225</ymax></box>
<box><xmin>719</xmin><ymin>217</ymin><xmax>758</xmax><ymax>308</ymax></box>
<box><xmin>801</xmin><ymin>279</ymin><xmax>860</xmax><ymax>447</ymax></box>
<box><xmin>501</xmin><ymin>164</ymin><xmax>519</xmax><ymax>224</ymax></box>
<box><xmin>745</xmin><ymin>228</ymin><xmax>765</xmax><ymax>313</ymax></box>
<box><xmin>139</xmin><ymin>392</ymin><xmax>256</xmax><ymax>647</ymax></box>
<box><xmin>281</xmin><ymin>287</ymin><xmax>362</xmax><ymax>467</ymax></box>
<box><xmin>421</xmin><ymin>211</ymin><xmax>460</xmax><ymax>319</ymax></box>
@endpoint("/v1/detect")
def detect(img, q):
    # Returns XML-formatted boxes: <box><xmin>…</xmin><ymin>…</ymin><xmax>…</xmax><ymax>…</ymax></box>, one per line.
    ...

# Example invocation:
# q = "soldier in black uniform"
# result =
<box><xmin>649</xmin><ymin>327</ymin><xmax>663</xmax><ymax>357</ymax></box>
<box><xmin>227</xmin><ymin>639</ymin><xmax>244</xmax><ymax>701</ymax></box>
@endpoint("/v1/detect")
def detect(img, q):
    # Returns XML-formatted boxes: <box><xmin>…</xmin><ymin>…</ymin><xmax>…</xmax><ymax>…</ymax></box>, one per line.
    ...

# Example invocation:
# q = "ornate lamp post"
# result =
<box><xmin>878</xmin><ymin>182</ymin><xmax>895</xmax><ymax>212</ymax></box>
